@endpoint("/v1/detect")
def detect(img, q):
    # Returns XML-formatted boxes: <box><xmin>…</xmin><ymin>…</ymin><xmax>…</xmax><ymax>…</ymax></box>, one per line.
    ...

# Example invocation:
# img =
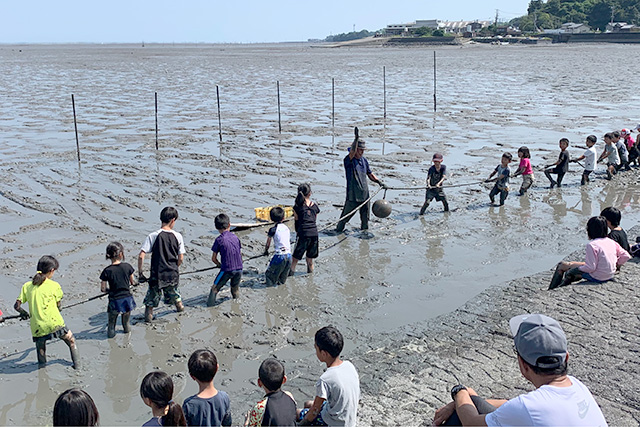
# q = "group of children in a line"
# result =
<box><xmin>418</xmin><ymin>127</ymin><xmax>639</xmax><ymax>212</ymax></box>
<box><xmin>49</xmin><ymin>326</ymin><xmax>359</xmax><ymax>427</ymax></box>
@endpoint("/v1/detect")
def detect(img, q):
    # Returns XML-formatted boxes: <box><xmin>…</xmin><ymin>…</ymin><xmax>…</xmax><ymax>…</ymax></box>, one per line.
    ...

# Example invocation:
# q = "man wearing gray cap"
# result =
<box><xmin>336</xmin><ymin>127</ymin><xmax>384</xmax><ymax>233</ymax></box>
<box><xmin>433</xmin><ymin>314</ymin><xmax>607</xmax><ymax>426</ymax></box>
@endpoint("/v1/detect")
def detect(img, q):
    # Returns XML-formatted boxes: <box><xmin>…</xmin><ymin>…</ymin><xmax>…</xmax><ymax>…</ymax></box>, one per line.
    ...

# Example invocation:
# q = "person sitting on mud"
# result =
<box><xmin>14</xmin><ymin>255</ymin><xmax>80</xmax><ymax>369</ymax></box>
<box><xmin>600</xmin><ymin>206</ymin><xmax>630</xmax><ymax>253</ymax></box>
<box><xmin>336</xmin><ymin>127</ymin><xmax>384</xmax><ymax>233</ymax></box>
<box><xmin>433</xmin><ymin>314</ymin><xmax>608</xmax><ymax>426</ymax></box>
<box><xmin>548</xmin><ymin>216</ymin><xmax>630</xmax><ymax>290</ymax></box>
<box><xmin>100</xmin><ymin>242</ymin><xmax>136</xmax><ymax>338</ymax></box>
<box><xmin>543</xmin><ymin>138</ymin><xmax>569</xmax><ymax>188</ymax></box>
<box><xmin>597</xmin><ymin>133</ymin><xmax>620</xmax><ymax>180</ymax></box>
<box><xmin>138</xmin><ymin>206</ymin><xmax>186</xmax><ymax>322</ymax></box>
<box><xmin>420</xmin><ymin>153</ymin><xmax>449</xmax><ymax>214</ymax></box>
<box><xmin>486</xmin><ymin>153</ymin><xmax>512</xmax><ymax>206</ymax></box>
<box><xmin>208</xmin><ymin>213</ymin><xmax>243</xmax><ymax>306</ymax></box>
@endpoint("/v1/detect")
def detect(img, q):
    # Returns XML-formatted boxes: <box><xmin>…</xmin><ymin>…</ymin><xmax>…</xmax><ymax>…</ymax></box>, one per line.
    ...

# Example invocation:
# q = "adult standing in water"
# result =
<box><xmin>336</xmin><ymin>127</ymin><xmax>384</xmax><ymax>233</ymax></box>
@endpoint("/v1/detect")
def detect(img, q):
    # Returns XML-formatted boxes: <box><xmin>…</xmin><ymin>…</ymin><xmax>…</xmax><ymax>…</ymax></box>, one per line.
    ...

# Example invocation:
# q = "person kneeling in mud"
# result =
<box><xmin>548</xmin><ymin>216</ymin><xmax>631</xmax><ymax>290</ymax></box>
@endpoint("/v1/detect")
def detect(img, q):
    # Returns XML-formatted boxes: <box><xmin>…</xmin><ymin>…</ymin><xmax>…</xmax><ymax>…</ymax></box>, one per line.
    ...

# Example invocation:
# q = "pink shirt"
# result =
<box><xmin>519</xmin><ymin>158</ymin><xmax>533</xmax><ymax>175</ymax></box>
<box><xmin>624</xmin><ymin>134</ymin><xmax>635</xmax><ymax>149</ymax></box>
<box><xmin>579</xmin><ymin>238</ymin><xmax>631</xmax><ymax>281</ymax></box>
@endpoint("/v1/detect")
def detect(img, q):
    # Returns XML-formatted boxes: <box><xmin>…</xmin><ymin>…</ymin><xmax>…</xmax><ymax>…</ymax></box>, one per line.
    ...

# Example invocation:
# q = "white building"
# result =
<box><xmin>560</xmin><ymin>23</ymin><xmax>591</xmax><ymax>33</ymax></box>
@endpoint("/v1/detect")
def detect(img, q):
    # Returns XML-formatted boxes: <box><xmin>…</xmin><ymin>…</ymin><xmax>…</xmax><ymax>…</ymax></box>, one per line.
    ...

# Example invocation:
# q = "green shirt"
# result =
<box><xmin>18</xmin><ymin>278</ymin><xmax>65</xmax><ymax>338</ymax></box>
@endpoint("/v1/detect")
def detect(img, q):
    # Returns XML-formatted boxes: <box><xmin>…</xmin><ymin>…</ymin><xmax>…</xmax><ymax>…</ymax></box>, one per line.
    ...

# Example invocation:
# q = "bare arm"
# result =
<box><xmin>454</xmin><ymin>390</ymin><xmax>488</xmax><ymax>427</ymax></box>
<box><xmin>137</xmin><ymin>251</ymin><xmax>145</xmax><ymax>275</ymax></box>
<box><xmin>264</xmin><ymin>237</ymin><xmax>272</xmax><ymax>255</ymax></box>
<box><xmin>348</xmin><ymin>128</ymin><xmax>359</xmax><ymax>160</ymax></box>
<box><xmin>211</xmin><ymin>251</ymin><xmax>221</xmax><ymax>267</ymax></box>
<box><xmin>487</xmin><ymin>170</ymin><xmax>497</xmax><ymax>181</ymax></box>
<box><xmin>436</xmin><ymin>174</ymin><xmax>446</xmax><ymax>187</ymax></box>
<box><xmin>178</xmin><ymin>253</ymin><xmax>184</xmax><ymax>267</ymax></box>
<box><xmin>129</xmin><ymin>274</ymin><xmax>135</xmax><ymax>286</ymax></box>
<box><xmin>301</xmin><ymin>396</ymin><xmax>326</xmax><ymax>425</ymax></box>
<box><xmin>100</xmin><ymin>280</ymin><xmax>108</xmax><ymax>293</ymax></box>
<box><xmin>367</xmin><ymin>172</ymin><xmax>382</xmax><ymax>184</ymax></box>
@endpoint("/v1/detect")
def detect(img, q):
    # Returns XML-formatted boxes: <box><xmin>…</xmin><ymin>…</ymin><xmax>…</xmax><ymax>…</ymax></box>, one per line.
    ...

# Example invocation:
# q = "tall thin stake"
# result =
<box><xmin>383</xmin><ymin>66</ymin><xmax>387</xmax><ymax>119</ymax></box>
<box><xmin>71</xmin><ymin>94</ymin><xmax>80</xmax><ymax>162</ymax></box>
<box><xmin>433</xmin><ymin>51</ymin><xmax>437</xmax><ymax>112</ymax></box>
<box><xmin>277</xmin><ymin>81</ymin><xmax>282</xmax><ymax>134</ymax></box>
<box><xmin>331</xmin><ymin>77</ymin><xmax>335</xmax><ymax>129</ymax></box>
<box><xmin>155</xmin><ymin>92</ymin><xmax>159</xmax><ymax>150</ymax></box>
<box><xmin>216</xmin><ymin>85</ymin><xmax>222</xmax><ymax>142</ymax></box>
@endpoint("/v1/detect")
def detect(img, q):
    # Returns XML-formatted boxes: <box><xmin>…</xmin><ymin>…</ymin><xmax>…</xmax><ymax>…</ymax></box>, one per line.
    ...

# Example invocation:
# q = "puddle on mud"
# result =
<box><xmin>1</xmin><ymin>43</ymin><xmax>640</xmax><ymax>425</ymax></box>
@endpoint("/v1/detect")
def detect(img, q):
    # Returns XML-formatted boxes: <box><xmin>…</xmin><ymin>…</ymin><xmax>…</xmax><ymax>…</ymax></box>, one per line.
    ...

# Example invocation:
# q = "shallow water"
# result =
<box><xmin>1</xmin><ymin>42</ymin><xmax>640</xmax><ymax>425</ymax></box>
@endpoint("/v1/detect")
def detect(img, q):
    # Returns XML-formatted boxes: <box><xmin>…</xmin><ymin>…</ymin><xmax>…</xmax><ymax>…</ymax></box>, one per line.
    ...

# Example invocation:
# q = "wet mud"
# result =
<box><xmin>1</xmin><ymin>43</ymin><xmax>640</xmax><ymax>425</ymax></box>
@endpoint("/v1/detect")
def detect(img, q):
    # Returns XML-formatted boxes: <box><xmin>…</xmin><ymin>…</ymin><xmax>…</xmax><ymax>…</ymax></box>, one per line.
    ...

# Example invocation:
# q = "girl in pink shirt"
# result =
<box><xmin>513</xmin><ymin>146</ymin><xmax>534</xmax><ymax>196</ymax></box>
<box><xmin>549</xmin><ymin>216</ymin><xmax>631</xmax><ymax>289</ymax></box>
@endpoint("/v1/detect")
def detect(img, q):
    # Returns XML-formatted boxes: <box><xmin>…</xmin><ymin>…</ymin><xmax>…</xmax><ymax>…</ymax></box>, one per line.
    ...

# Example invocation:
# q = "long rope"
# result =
<box><xmin>319</xmin><ymin>186</ymin><xmax>383</xmax><ymax>232</ymax></box>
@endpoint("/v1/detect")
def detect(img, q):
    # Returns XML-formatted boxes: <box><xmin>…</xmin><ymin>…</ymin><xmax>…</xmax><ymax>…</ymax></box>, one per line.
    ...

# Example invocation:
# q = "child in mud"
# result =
<box><xmin>209</xmin><ymin>213</ymin><xmax>243</xmax><ymax>306</ymax></box>
<box><xmin>140</xmin><ymin>371</ymin><xmax>186</xmax><ymax>426</ymax></box>
<box><xmin>100</xmin><ymin>242</ymin><xmax>136</xmax><ymax>338</ymax></box>
<box><xmin>623</xmin><ymin>127</ymin><xmax>639</xmax><ymax>166</ymax></box>
<box><xmin>544</xmin><ymin>138</ymin><xmax>569</xmax><ymax>188</ymax></box>
<box><xmin>513</xmin><ymin>146</ymin><xmax>534</xmax><ymax>196</ymax></box>
<box><xmin>245</xmin><ymin>358</ymin><xmax>297</xmax><ymax>427</ymax></box>
<box><xmin>264</xmin><ymin>207</ymin><xmax>292</xmax><ymax>287</ymax></box>
<box><xmin>53</xmin><ymin>388</ymin><xmax>99</xmax><ymax>426</ymax></box>
<box><xmin>14</xmin><ymin>255</ymin><xmax>80</xmax><ymax>369</ymax></box>
<box><xmin>597</xmin><ymin>133</ymin><xmax>620</xmax><ymax>180</ymax></box>
<box><xmin>183</xmin><ymin>349</ymin><xmax>232</xmax><ymax>426</ymax></box>
<box><xmin>138</xmin><ymin>206</ymin><xmax>185</xmax><ymax>322</ymax></box>
<box><xmin>298</xmin><ymin>326</ymin><xmax>360</xmax><ymax>427</ymax></box>
<box><xmin>548</xmin><ymin>216</ymin><xmax>630</xmax><ymax>289</ymax></box>
<box><xmin>601</xmin><ymin>206</ymin><xmax>630</xmax><ymax>253</ymax></box>
<box><xmin>612</xmin><ymin>131</ymin><xmax>630</xmax><ymax>171</ymax></box>
<box><xmin>486</xmin><ymin>153</ymin><xmax>512</xmax><ymax>206</ymax></box>
<box><xmin>419</xmin><ymin>153</ymin><xmax>449</xmax><ymax>214</ymax></box>
<box><xmin>291</xmin><ymin>183</ymin><xmax>320</xmax><ymax>276</ymax></box>
<box><xmin>570</xmin><ymin>135</ymin><xmax>597</xmax><ymax>185</ymax></box>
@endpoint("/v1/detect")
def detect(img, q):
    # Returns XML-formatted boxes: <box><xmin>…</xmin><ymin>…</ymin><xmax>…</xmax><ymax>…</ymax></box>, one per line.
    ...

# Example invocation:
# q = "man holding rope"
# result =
<box><xmin>336</xmin><ymin>128</ymin><xmax>384</xmax><ymax>233</ymax></box>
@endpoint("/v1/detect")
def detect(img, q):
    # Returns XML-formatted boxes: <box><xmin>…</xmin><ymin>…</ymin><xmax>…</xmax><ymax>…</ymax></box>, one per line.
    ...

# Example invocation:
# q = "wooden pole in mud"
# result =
<box><xmin>71</xmin><ymin>94</ymin><xmax>80</xmax><ymax>162</ymax></box>
<box><xmin>216</xmin><ymin>85</ymin><xmax>222</xmax><ymax>142</ymax></box>
<box><xmin>433</xmin><ymin>51</ymin><xmax>437</xmax><ymax>112</ymax></box>
<box><xmin>154</xmin><ymin>92</ymin><xmax>159</xmax><ymax>150</ymax></box>
<box><xmin>277</xmin><ymin>81</ymin><xmax>282</xmax><ymax>134</ymax></box>
<box><xmin>383</xmin><ymin>66</ymin><xmax>387</xmax><ymax>119</ymax></box>
<box><xmin>332</xmin><ymin>77</ymin><xmax>335</xmax><ymax>129</ymax></box>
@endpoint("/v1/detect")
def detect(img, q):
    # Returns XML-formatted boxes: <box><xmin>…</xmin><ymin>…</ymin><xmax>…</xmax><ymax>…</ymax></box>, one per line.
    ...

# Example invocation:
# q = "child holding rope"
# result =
<box><xmin>420</xmin><ymin>153</ymin><xmax>449</xmax><ymax>214</ymax></box>
<box><xmin>544</xmin><ymin>138</ymin><xmax>569</xmax><ymax>188</ymax></box>
<box><xmin>570</xmin><ymin>135</ymin><xmax>597</xmax><ymax>185</ymax></box>
<box><xmin>486</xmin><ymin>153</ymin><xmax>512</xmax><ymax>206</ymax></box>
<box><xmin>100</xmin><ymin>242</ymin><xmax>136</xmax><ymax>338</ymax></box>
<box><xmin>208</xmin><ymin>213</ymin><xmax>243</xmax><ymax>306</ymax></box>
<box><xmin>264</xmin><ymin>207</ymin><xmax>292</xmax><ymax>287</ymax></box>
<box><xmin>14</xmin><ymin>255</ymin><xmax>80</xmax><ymax>369</ymax></box>
<box><xmin>513</xmin><ymin>146</ymin><xmax>534</xmax><ymax>196</ymax></box>
<box><xmin>291</xmin><ymin>183</ymin><xmax>320</xmax><ymax>275</ymax></box>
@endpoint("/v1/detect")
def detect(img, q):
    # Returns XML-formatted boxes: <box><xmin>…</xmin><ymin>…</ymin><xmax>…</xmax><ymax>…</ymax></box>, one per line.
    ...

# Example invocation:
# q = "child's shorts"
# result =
<box><xmin>107</xmin><ymin>295</ymin><xmax>136</xmax><ymax>313</ymax></box>
<box><xmin>144</xmin><ymin>280</ymin><xmax>181</xmax><ymax>307</ymax></box>
<box><xmin>33</xmin><ymin>326</ymin><xmax>69</xmax><ymax>343</ymax></box>
<box><xmin>293</xmin><ymin>235</ymin><xmax>319</xmax><ymax>260</ymax></box>
<box><xmin>298</xmin><ymin>402</ymin><xmax>327</xmax><ymax>426</ymax></box>
<box><xmin>425</xmin><ymin>188</ymin><xmax>446</xmax><ymax>202</ymax></box>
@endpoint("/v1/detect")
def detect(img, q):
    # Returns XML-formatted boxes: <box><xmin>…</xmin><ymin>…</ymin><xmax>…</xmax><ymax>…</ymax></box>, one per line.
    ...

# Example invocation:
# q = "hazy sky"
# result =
<box><xmin>0</xmin><ymin>1</ymin><xmax>531</xmax><ymax>43</ymax></box>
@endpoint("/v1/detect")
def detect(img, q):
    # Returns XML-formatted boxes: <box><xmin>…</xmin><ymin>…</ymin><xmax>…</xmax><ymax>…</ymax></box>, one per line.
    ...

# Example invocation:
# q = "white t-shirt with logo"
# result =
<box><xmin>485</xmin><ymin>376</ymin><xmax>607</xmax><ymax>427</ymax></box>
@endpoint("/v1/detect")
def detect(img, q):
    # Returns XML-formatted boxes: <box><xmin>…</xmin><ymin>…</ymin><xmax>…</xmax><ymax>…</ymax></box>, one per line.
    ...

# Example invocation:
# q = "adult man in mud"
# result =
<box><xmin>336</xmin><ymin>127</ymin><xmax>384</xmax><ymax>233</ymax></box>
<box><xmin>433</xmin><ymin>314</ymin><xmax>607</xmax><ymax>426</ymax></box>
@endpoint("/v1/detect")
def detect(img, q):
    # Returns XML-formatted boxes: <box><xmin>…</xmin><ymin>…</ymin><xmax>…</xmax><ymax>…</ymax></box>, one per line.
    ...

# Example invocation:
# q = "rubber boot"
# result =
<box><xmin>121</xmin><ymin>312</ymin><xmax>131</xmax><ymax>333</ymax></box>
<box><xmin>69</xmin><ymin>345</ymin><xmax>80</xmax><ymax>370</ymax></box>
<box><xmin>419</xmin><ymin>202</ymin><xmax>429</xmax><ymax>215</ymax></box>
<box><xmin>107</xmin><ymin>311</ymin><xmax>118</xmax><ymax>338</ymax></box>
<box><xmin>175</xmin><ymin>300</ymin><xmax>184</xmax><ymax>312</ymax></box>
<box><xmin>206</xmin><ymin>288</ymin><xmax>218</xmax><ymax>307</ymax></box>
<box><xmin>144</xmin><ymin>306</ymin><xmax>154</xmax><ymax>323</ymax></box>
<box><xmin>442</xmin><ymin>200</ymin><xmax>450</xmax><ymax>212</ymax></box>
<box><xmin>35</xmin><ymin>340</ymin><xmax>47</xmax><ymax>367</ymax></box>
<box><xmin>231</xmin><ymin>284</ymin><xmax>240</xmax><ymax>299</ymax></box>
<box><xmin>548</xmin><ymin>266</ymin><xmax>564</xmax><ymax>290</ymax></box>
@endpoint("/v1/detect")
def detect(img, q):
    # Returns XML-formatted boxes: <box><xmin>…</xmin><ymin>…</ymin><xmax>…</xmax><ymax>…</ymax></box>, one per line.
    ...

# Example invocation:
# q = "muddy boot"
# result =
<box><xmin>69</xmin><ymin>345</ymin><xmax>80</xmax><ymax>370</ymax></box>
<box><xmin>107</xmin><ymin>311</ymin><xmax>118</xmax><ymax>338</ymax></box>
<box><xmin>122</xmin><ymin>312</ymin><xmax>131</xmax><ymax>333</ymax></box>
<box><xmin>442</xmin><ymin>200</ymin><xmax>450</xmax><ymax>212</ymax></box>
<box><xmin>419</xmin><ymin>202</ymin><xmax>428</xmax><ymax>215</ymax></box>
<box><xmin>206</xmin><ymin>288</ymin><xmax>218</xmax><ymax>307</ymax></box>
<box><xmin>548</xmin><ymin>266</ymin><xmax>564</xmax><ymax>290</ymax></box>
<box><xmin>175</xmin><ymin>300</ymin><xmax>184</xmax><ymax>312</ymax></box>
<box><xmin>231</xmin><ymin>284</ymin><xmax>240</xmax><ymax>299</ymax></box>
<box><xmin>35</xmin><ymin>339</ymin><xmax>47</xmax><ymax>367</ymax></box>
<box><xmin>144</xmin><ymin>306</ymin><xmax>154</xmax><ymax>323</ymax></box>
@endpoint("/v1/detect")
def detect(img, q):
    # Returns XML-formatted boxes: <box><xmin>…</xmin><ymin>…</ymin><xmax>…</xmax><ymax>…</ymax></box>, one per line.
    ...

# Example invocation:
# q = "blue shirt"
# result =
<box><xmin>183</xmin><ymin>392</ymin><xmax>232</xmax><ymax>427</ymax></box>
<box><xmin>212</xmin><ymin>231</ymin><xmax>243</xmax><ymax>272</ymax></box>
<box><xmin>343</xmin><ymin>155</ymin><xmax>371</xmax><ymax>202</ymax></box>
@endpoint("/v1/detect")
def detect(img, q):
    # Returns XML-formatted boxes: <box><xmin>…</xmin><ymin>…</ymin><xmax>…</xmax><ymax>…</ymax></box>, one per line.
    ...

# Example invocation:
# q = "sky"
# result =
<box><xmin>0</xmin><ymin>1</ymin><xmax>531</xmax><ymax>44</ymax></box>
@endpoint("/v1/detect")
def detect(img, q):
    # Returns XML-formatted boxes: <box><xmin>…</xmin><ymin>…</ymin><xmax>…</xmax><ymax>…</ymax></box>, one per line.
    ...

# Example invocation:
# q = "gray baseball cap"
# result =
<box><xmin>509</xmin><ymin>314</ymin><xmax>567</xmax><ymax>369</ymax></box>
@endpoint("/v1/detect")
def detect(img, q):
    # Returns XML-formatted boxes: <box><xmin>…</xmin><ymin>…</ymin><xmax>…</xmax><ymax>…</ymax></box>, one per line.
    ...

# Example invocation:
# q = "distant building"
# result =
<box><xmin>561</xmin><ymin>23</ymin><xmax>591</xmax><ymax>34</ymax></box>
<box><xmin>384</xmin><ymin>19</ymin><xmax>490</xmax><ymax>36</ymax></box>
<box><xmin>606</xmin><ymin>22</ymin><xmax>640</xmax><ymax>33</ymax></box>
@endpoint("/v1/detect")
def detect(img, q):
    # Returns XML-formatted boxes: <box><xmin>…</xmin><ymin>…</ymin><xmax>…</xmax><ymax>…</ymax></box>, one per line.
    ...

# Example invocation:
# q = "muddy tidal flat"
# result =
<box><xmin>1</xmin><ymin>43</ymin><xmax>640</xmax><ymax>425</ymax></box>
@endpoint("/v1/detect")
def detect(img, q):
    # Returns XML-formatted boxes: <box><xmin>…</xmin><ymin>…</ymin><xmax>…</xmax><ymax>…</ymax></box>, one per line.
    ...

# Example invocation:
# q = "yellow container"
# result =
<box><xmin>255</xmin><ymin>206</ymin><xmax>294</xmax><ymax>222</ymax></box>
